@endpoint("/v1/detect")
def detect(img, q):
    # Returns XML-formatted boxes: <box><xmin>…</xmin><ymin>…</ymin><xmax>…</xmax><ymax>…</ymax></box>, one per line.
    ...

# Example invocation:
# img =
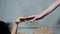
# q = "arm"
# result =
<box><xmin>28</xmin><ymin>0</ymin><xmax>60</xmax><ymax>21</ymax></box>
<box><xmin>11</xmin><ymin>23</ymin><xmax>18</xmax><ymax>34</ymax></box>
<box><xmin>39</xmin><ymin>0</ymin><xmax>60</xmax><ymax>17</ymax></box>
<box><xmin>11</xmin><ymin>17</ymin><xmax>25</xmax><ymax>34</ymax></box>
<box><xmin>21</xmin><ymin>0</ymin><xmax>60</xmax><ymax>22</ymax></box>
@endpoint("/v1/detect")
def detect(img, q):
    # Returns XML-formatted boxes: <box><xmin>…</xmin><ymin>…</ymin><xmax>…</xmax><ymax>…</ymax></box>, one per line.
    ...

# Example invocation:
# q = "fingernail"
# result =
<box><xmin>30</xmin><ymin>20</ymin><xmax>33</xmax><ymax>22</ymax></box>
<box><xmin>30</xmin><ymin>20</ymin><xmax>34</xmax><ymax>23</ymax></box>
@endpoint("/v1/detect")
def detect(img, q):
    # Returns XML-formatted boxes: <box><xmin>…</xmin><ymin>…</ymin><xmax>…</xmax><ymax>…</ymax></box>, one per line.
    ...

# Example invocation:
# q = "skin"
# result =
<box><xmin>11</xmin><ymin>0</ymin><xmax>60</xmax><ymax>34</ymax></box>
<box><xmin>33</xmin><ymin>0</ymin><xmax>60</xmax><ymax>21</ymax></box>
<box><xmin>26</xmin><ymin>0</ymin><xmax>60</xmax><ymax>22</ymax></box>
<box><xmin>11</xmin><ymin>17</ymin><xmax>25</xmax><ymax>34</ymax></box>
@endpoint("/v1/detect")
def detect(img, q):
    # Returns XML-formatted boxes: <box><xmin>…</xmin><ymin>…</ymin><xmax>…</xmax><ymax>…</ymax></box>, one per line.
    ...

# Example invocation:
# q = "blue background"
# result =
<box><xmin>0</xmin><ymin>0</ymin><xmax>60</xmax><ymax>34</ymax></box>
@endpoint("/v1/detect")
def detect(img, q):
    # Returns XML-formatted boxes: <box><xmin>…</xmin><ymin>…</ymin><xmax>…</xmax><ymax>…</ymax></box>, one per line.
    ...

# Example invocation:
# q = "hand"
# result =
<box><xmin>14</xmin><ymin>17</ymin><xmax>25</xmax><ymax>24</ymax></box>
<box><xmin>30</xmin><ymin>14</ymin><xmax>44</xmax><ymax>22</ymax></box>
<box><xmin>24</xmin><ymin>14</ymin><xmax>44</xmax><ymax>22</ymax></box>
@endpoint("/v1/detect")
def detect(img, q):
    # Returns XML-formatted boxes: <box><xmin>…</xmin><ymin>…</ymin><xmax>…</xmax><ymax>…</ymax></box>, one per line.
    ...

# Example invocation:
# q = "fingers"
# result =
<box><xmin>23</xmin><ymin>15</ymin><xmax>36</xmax><ymax>23</ymax></box>
<box><xmin>20</xmin><ymin>17</ymin><xmax>29</xmax><ymax>23</ymax></box>
<box><xmin>30</xmin><ymin>17</ymin><xmax>37</xmax><ymax>22</ymax></box>
<box><xmin>14</xmin><ymin>17</ymin><xmax>25</xmax><ymax>24</ymax></box>
<box><xmin>24</xmin><ymin>20</ymin><xmax>28</xmax><ymax>23</ymax></box>
<box><xmin>19</xmin><ymin>17</ymin><xmax>25</xmax><ymax>22</ymax></box>
<box><xmin>14</xmin><ymin>15</ymin><xmax>36</xmax><ymax>24</ymax></box>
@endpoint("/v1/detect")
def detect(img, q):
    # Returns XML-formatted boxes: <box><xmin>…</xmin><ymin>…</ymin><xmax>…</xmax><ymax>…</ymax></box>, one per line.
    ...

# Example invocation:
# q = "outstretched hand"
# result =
<box><xmin>25</xmin><ymin>14</ymin><xmax>44</xmax><ymax>22</ymax></box>
<box><xmin>14</xmin><ymin>17</ymin><xmax>25</xmax><ymax>24</ymax></box>
<box><xmin>14</xmin><ymin>14</ymin><xmax>44</xmax><ymax>24</ymax></box>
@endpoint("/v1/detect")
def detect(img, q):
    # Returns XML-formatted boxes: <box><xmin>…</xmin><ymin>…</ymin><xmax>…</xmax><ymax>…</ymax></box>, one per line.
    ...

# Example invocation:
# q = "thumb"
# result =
<box><xmin>24</xmin><ymin>20</ymin><xmax>28</xmax><ymax>23</ymax></box>
<box><xmin>30</xmin><ymin>17</ymin><xmax>37</xmax><ymax>22</ymax></box>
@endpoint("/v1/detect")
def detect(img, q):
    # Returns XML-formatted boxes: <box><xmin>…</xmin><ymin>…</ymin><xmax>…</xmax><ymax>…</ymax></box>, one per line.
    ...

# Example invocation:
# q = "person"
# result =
<box><xmin>11</xmin><ymin>18</ymin><xmax>54</xmax><ymax>34</ymax></box>
<box><xmin>29</xmin><ymin>0</ymin><xmax>60</xmax><ymax>22</ymax></box>
<box><xmin>0</xmin><ymin>21</ymin><xmax>10</xmax><ymax>34</ymax></box>
<box><xmin>11</xmin><ymin>0</ymin><xmax>60</xmax><ymax>34</ymax></box>
<box><xmin>11</xmin><ymin>17</ymin><xmax>24</xmax><ymax>34</ymax></box>
<box><xmin>18</xmin><ymin>0</ymin><xmax>60</xmax><ymax>22</ymax></box>
<box><xmin>25</xmin><ymin>0</ymin><xmax>60</xmax><ymax>22</ymax></box>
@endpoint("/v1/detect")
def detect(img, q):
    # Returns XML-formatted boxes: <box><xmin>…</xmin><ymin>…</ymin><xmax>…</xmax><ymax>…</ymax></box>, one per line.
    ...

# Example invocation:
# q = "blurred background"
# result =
<box><xmin>0</xmin><ymin>0</ymin><xmax>60</xmax><ymax>34</ymax></box>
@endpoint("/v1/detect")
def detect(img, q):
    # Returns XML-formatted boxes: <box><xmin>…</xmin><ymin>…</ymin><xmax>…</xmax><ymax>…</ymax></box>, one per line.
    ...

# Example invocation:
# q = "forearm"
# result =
<box><xmin>11</xmin><ymin>23</ymin><xmax>18</xmax><ymax>34</ymax></box>
<box><xmin>39</xmin><ymin>0</ymin><xmax>60</xmax><ymax>17</ymax></box>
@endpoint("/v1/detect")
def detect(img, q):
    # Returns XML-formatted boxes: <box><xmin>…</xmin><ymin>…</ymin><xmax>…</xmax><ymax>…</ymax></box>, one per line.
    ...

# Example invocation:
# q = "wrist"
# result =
<box><xmin>14</xmin><ymin>22</ymin><xmax>18</xmax><ymax>26</ymax></box>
